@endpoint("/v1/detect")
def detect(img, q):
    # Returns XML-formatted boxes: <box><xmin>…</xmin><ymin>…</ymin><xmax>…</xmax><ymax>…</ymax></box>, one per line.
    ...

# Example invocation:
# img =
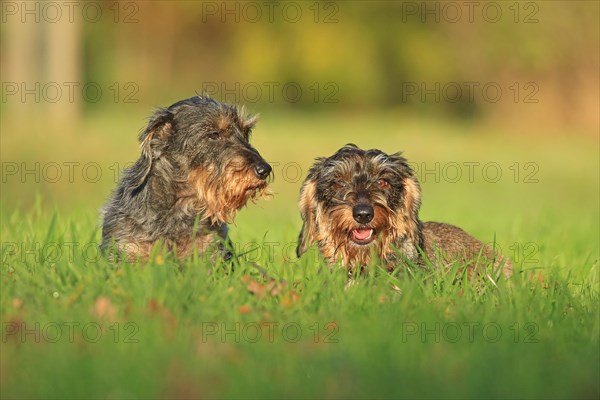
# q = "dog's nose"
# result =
<box><xmin>254</xmin><ymin>162</ymin><xmax>272</xmax><ymax>180</ymax></box>
<box><xmin>352</xmin><ymin>204</ymin><xmax>374</xmax><ymax>224</ymax></box>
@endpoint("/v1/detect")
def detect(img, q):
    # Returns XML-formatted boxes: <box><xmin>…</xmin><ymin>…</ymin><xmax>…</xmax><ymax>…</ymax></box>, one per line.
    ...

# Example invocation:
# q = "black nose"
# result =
<box><xmin>254</xmin><ymin>162</ymin><xmax>272</xmax><ymax>180</ymax></box>
<box><xmin>352</xmin><ymin>204</ymin><xmax>374</xmax><ymax>224</ymax></box>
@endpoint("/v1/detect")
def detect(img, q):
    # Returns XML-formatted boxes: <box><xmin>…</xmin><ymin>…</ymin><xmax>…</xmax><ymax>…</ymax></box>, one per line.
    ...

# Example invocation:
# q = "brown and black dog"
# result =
<box><xmin>296</xmin><ymin>144</ymin><xmax>512</xmax><ymax>280</ymax></box>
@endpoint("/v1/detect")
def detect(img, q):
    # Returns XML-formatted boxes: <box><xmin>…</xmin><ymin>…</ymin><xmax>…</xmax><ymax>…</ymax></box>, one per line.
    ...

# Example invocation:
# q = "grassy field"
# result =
<box><xmin>1</xmin><ymin>112</ymin><xmax>599</xmax><ymax>399</ymax></box>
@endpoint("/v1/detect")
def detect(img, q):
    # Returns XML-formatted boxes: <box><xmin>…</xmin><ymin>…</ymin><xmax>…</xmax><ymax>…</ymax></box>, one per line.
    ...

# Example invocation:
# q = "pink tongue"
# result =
<box><xmin>353</xmin><ymin>229</ymin><xmax>372</xmax><ymax>241</ymax></box>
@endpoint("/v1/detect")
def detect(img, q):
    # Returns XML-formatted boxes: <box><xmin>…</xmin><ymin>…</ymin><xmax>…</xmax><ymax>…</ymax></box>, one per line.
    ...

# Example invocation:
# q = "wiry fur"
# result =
<box><xmin>297</xmin><ymin>144</ymin><xmax>512</xmax><ymax>279</ymax></box>
<box><xmin>101</xmin><ymin>96</ymin><xmax>271</xmax><ymax>261</ymax></box>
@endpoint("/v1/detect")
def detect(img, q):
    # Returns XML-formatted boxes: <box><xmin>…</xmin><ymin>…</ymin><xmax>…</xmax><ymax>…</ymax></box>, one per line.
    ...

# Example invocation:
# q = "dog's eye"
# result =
<box><xmin>207</xmin><ymin>131</ymin><xmax>220</xmax><ymax>140</ymax></box>
<box><xmin>377</xmin><ymin>179</ymin><xmax>389</xmax><ymax>188</ymax></box>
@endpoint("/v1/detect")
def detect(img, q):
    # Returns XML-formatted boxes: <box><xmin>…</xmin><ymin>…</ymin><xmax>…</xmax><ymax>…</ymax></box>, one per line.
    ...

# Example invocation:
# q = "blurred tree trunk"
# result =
<box><xmin>2</xmin><ymin>16</ymin><xmax>39</xmax><ymax>118</ymax></box>
<box><xmin>44</xmin><ymin>17</ymin><xmax>82</xmax><ymax>129</ymax></box>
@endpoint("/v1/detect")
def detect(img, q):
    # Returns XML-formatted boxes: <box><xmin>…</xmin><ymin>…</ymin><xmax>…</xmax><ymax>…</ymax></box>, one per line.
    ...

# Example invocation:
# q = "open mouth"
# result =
<box><xmin>349</xmin><ymin>228</ymin><xmax>376</xmax><ymax>245</ymax></box>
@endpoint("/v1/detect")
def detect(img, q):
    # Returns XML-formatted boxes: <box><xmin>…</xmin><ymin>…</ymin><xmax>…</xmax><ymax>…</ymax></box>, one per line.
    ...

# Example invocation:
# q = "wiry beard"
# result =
<box><xmin>316</xmin><ymin>203</ymin><xmax>400</xmax><ymax>270</ymax></box>
<box><xmin>182</xmin><ymin>158</ymin><xmax>271</xmax><ymax>225</ymax></box>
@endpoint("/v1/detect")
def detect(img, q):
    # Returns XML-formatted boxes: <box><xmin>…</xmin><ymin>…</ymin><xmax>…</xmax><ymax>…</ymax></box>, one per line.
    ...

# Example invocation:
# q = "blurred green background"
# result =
<box><xmin>1</xmin><ymin>0</ymin><xmax>598</xmax><ymax>261</ymax></box>
<box><xmin>2</xmin><ymin>1</ymin><xmax>598</xmax><ymax>213</ymax></box>
<box><xmin>2</xmin><ymin>1</ymin><xmax>598</xmax><ymax>252</ymax></box>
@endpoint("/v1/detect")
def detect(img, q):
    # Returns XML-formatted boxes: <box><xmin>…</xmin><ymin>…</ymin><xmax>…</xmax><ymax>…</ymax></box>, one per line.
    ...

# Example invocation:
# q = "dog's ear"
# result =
<box><xmin>389</xmin><ymin>154</ymin><xmax>421</xmax><ymax>218</ymax></box>
<box><xmin>386</xmin><ymin>153</ymin><xmax>423</xmax><ymax>244</ymax></box>
<box><xmin>236</xmin><ymin>105</ymin><xmax>258</xmax><ymax>133</ymax></box>
<box><xmin>131</xmin><ymin>108</ymin><xmax>173</xmax><ymax>188</ymax></box>
<box><xmin>402</xmin><ymin>174</ymin><xmax>422</xmax><ymax>223</ymax></box>
<box><xmin>392</xmin><ymin>156</ymin><xmax>422</xmax><ymax>242</ymax></box>
<box><xmin>296</xmin><ymin>178</ymin><xmax>319</xmax><ymax>258</ymax></box>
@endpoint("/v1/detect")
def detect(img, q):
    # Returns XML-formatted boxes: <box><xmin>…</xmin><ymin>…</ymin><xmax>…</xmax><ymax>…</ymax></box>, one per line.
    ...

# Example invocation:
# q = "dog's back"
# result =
<box><xmin>421</xmin><ymin>221</ymin><xmax>513</xmax><ymax>279</ymax></box>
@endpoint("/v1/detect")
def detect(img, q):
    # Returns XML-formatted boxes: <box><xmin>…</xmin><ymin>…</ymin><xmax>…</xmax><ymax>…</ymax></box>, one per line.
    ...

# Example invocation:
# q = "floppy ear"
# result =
<box><xmin>296</xmin><ymin>178</ymin><xmax>319</xmax><ymax>258</ymax></box>
<box><xmin>402</xmin><ymin>174</ymin><xmax>422</xmax><ymax>224</ymax></box>
<box><xmin>130</xmin><ymin>108</ymin><xmax>173</xmax><ymax>188</ymax></box>
<box><xmin>386</xmin><ymin>153</ymin><xmax>423</xmax><ymax>245</ymax></box>
<box><xmin>398</xmin><ymin>162</ymin><xmax>422</xmax><ymax>244</ymax></box>
<box><xmin>389</xmin><ymin>154</ymin><xmax>421</xmax><ymax>220</ymax></box>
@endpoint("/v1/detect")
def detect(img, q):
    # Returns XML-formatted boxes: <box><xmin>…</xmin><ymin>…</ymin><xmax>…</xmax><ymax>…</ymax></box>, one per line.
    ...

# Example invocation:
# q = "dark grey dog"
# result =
<box><xmin>101</xmin><ymin>96</ymin><xmax>271</xmax><ymax>261</ymax></box>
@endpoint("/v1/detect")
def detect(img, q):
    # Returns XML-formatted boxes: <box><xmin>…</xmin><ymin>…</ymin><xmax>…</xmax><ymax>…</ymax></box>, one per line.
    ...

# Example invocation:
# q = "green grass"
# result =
<box><xmin>1</xmin><ymin>113</ymin><xmax>599</xmax><ymax>399</ymax></box>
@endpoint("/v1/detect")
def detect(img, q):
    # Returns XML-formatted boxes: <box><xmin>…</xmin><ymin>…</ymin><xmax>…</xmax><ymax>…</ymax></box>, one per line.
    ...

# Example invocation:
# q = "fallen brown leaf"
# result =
<box><xmin>239</xmin><ymin>304</ymin><xmax>252</xmax><ymax>314</ymax></box>
<box><xmin>93</xmin><ymin>296</ymin><xmax>117</xmax><ymax>322</ymax></box>
<box><xmin>12</xmin><ymin>298</ymin><xmax>23</xmax><ymax>309</ymax></box>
